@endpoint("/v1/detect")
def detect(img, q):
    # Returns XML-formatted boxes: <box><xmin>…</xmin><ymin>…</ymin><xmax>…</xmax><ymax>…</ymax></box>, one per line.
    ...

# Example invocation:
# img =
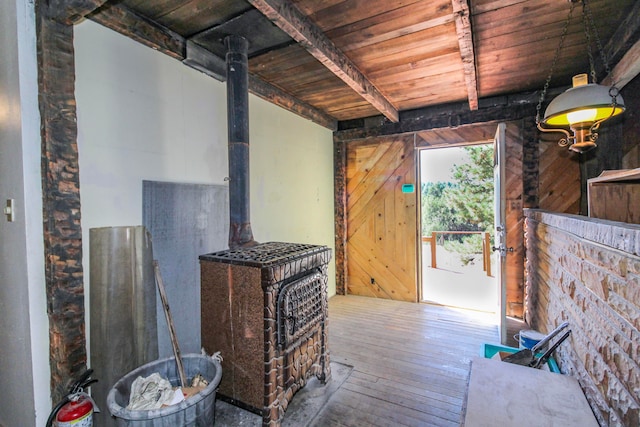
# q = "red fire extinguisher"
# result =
<box><xmin>56</xmin><ymin>392</ymin><xmax>96</xmax><ymax>426</ymax></box>
<box><xmin>46</xmin><ymin>369</ymin><xmax>99</xmax><ymax>427</ymax></box>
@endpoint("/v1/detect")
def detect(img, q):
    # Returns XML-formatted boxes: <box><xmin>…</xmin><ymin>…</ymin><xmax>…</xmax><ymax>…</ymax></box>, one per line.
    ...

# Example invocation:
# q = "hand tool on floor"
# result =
<box><xmin>530</xmin><ymin>329</ymin><xmax>572</xmax><ymax>369</ymax></box>
<box><xmin>502</xmin><ymin>321</ymin><xmax>570</xmax><ymax>367</ymax></box>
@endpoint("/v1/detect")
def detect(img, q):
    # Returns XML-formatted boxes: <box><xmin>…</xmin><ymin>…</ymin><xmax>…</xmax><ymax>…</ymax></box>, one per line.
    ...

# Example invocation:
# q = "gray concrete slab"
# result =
<box><xmin>214</xmin><ymin>362</ymin><xmax>353</xmax><ymax>426</ymax></box>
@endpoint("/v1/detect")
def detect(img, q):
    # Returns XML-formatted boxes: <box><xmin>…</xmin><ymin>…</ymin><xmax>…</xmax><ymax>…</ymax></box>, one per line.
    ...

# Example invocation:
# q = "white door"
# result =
<box><xmin>493</xmin><ymin>123</ymin><xmax>507</xmax><ymax>344</ymax></box>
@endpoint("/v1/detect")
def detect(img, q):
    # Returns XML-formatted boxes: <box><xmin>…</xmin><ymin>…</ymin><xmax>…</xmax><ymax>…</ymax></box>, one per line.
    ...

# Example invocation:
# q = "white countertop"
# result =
<box><xmin>463</xmin><ymin>357</ymin><xmax>598</xmax><ymax>427</ymax></box>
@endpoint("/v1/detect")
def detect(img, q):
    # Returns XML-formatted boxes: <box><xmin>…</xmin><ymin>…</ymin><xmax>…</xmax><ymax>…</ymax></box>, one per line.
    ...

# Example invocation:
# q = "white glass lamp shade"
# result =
<box><xmin>543</xmin><ymin>83</ymin><xmax>625</xmax><ymax>126</ymax></box>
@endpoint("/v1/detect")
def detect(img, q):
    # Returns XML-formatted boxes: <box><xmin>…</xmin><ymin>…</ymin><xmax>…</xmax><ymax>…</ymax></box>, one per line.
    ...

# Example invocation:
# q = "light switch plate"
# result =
<box><xmin>4</xmin><ymin>199</ymin><xmax>15</xmax><ymax>222</ymax></box>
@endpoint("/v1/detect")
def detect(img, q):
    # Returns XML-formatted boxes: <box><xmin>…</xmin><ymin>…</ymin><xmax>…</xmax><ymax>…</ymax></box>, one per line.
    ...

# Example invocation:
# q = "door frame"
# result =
<box><xmin>416</xmin><ymin>138</ymin><xmax>498</xmax><ymax>312</ymax></box>
<box><xmin>493</xmin><ymin>122</ymin><xmax>508</xmax><ymax>344</ymax></box>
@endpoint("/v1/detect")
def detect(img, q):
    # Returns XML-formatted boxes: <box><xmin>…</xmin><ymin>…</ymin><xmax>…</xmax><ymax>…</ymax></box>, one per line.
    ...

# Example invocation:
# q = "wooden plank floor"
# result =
<box><xmin>311</xmin><ymin>295</ymin><xmax>500</xmax><ymax>427</ymax></box>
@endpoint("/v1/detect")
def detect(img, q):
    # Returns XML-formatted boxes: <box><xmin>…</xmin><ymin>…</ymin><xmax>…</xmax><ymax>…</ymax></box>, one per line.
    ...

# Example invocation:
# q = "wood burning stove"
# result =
<box><xmin>199</xmin><ymin>35</ymin><xmax>332</xmax><ymax>426</ymax></box>
<box><xmin>200</xmin><ymin>241</ymin><xmax>331</xmax><ymax>426</ymax></box>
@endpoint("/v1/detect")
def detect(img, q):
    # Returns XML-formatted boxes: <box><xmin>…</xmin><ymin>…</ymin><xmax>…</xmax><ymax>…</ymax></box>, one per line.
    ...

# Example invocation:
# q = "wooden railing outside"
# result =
<box><xmin>422</xmin><ymin>231</ymin><xmax>492</xmax><ymax>277</ymax></box>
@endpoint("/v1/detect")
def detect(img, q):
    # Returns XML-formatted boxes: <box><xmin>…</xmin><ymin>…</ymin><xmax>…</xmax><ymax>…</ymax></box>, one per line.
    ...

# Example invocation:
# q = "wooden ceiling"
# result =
<box><xmin>80</xmin><ymin>0</ymin><xmax>639</xmax><ymax>130</ymax></box>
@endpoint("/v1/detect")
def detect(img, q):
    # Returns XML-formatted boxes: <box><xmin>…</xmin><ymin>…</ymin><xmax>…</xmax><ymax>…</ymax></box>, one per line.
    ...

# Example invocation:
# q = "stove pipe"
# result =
<box><xmin>225</xmin><ymin>35</ymin><xmax>256</xmax><ymax>249</ymax></box>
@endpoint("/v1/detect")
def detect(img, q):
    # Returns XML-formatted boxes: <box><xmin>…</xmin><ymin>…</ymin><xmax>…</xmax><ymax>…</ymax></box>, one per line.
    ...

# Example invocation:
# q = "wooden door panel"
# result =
<box><xmin>346</xmin><ymin>136</ymin><xmax>418</xmax><ymax>302</ymax></box>
<box><xmin>346</xmin><ymin>143</ymin><xmax>390</xmax><ymax>193</ymax></box>
<box><xmin>347</xmin><ymin>141</ymin><xmax>415</xmax><ymax>239</ymax></box>
<box><xmin>347</xmin><ymin>137</ymin><xmax>413</xmax><ymax>214</ymax></box>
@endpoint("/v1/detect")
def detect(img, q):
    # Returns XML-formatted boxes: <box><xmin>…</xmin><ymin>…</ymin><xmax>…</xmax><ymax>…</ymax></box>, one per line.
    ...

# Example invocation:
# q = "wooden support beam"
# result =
<box><xmin>602</xmin><ymin>0</ymin><xmax>640</xmax><ymax>79</ymax></box>
<box><xmin>47</xmin><ymin>0</ymin><xmax>110</xmax><ymax>25</ymax></box>
<box><xmin>334</xmin><ymin>97</ymin><xmax>537</xmax><ymax>141</ymax></box>
<box><xmin>183</xmin><ymin>40</ymin><xmax>226</xmax><ymax>81</ymax></box>
<box><xmin>452</xmin><ymin>0</ymin><xmax>479</xmax><ymax>111</ymax></box>
<box><xmin>431</xmin><ymin>231</ymin><xmax>437</xmax><ymax>269</ymax></box>
<box><xmin>601</xmin><ymin>0</ymin><xmax>640</xmax><ymax>89</ymax></box>
<box><xmin>88</xmin><ymin>3</ymin><xmax>185</xmax><ymax>60</ymax></box>
<box><xmin>602</xmin><ymin>38</ymin><xmax>640</xmax><ymax>89</ymax></box>
<box><xmin>247</xmin><ymin>0</ymin><xmax>399</xmax><ymax>122</ymax></box>
<box><xmin>89</xmin><ymin>5</ymin><xmax>336</xmax><ymax>129</ymax></box>
<box><xmin>333</xmin><ymin>137</ymin><xmax>347</xmax><ymax>295</ymax></box>
<box><xmin>249</xmin><ymin>75</ymin><xmax>338</xmax><ymax>130</ymax></box>
<box><xmin>521</xmin><ymin>116</ymin><xmax>539</xmax><ymax>208</ymax></box>
<box><xmin>183</xmin><ymin>41</ymin><xmax>337</xmax><ymax>130</ymax></box>
<box><xmin>36</xmin><ymin>3</ymin><xmax>87</xmax><ymax>403</ymax></box>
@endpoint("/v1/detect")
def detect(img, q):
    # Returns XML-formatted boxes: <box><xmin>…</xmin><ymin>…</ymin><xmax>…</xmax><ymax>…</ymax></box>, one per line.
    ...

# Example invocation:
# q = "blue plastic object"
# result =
<box><xmin>481</xmin><ymin>343</ymin><xmax>561</xmax><ymax>373</ymax></box>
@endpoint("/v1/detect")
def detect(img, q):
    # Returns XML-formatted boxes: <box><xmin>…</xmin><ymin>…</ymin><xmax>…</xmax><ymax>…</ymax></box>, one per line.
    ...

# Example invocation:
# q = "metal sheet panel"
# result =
<box><xmin>142</xmin><ymin>180</ymin><xmax>229</xmax><ymax>358</ymax></box>
<box><xmin>89</xmin><ymin>225</ymin><xmax>158</xmax><ymax>427</ymax></box>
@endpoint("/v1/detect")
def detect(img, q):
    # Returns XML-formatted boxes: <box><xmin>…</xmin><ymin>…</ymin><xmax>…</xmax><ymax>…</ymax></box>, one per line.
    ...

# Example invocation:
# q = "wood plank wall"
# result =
<box><xmin>538</xmin><ymin>138</ymin><xmax>581</xmax><ymax>214</ymax></box>
<box><xmin>524</xmin><ymin>210</ymin><xmax>640</xmax><ymax>426</ymax></box>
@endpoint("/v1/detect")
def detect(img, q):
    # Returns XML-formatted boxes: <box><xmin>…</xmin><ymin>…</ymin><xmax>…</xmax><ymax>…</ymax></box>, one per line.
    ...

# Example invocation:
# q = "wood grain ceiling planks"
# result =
<box><xmin>86</xmin><ymin>0</ymin><xmax>639</xmax><ymax>126</ymax></box>
<box><xmin>122</xmin><ymin>0</ymin><xmax>252</xmax><ymax>37</ymax></box>
<box><xmin>416</xmin><ymin>123</ymin><xmax>495</xmax><ymax>147</ymax></box>
<box><xmin>271</xmin><ymin>0</ymin><xmax>467</xmax><ymax>120</ymax></box>
<box><xmin>249</xmin><ymin>44</ymin><xmax>376</xmax><ymax>120</ymax></box>
<box><xmin>474</xmin><ymin>0</ymin><xmax>636</xmax><ymax>97</ymax></box>
<box><xmin>248</xmin><ymin>0</ymin><xmax>400</xmax><ymax>122</ymax></box>
<box><xmin>297</xmin><ymin>0</ymin><xmax>437</xmax><ymax>33</ymax></box>
<box><xmin>327</xmin><ymin>5</ymin><xmax>454</xmax><ymax>54</ymax></box>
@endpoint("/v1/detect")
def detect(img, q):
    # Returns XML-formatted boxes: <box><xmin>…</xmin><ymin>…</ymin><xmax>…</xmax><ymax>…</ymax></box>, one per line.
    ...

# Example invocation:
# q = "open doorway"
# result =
<box><xmin>419</xmin><ymin>144</ymin><xmax>497</xmax><ymax>312</ymax></box>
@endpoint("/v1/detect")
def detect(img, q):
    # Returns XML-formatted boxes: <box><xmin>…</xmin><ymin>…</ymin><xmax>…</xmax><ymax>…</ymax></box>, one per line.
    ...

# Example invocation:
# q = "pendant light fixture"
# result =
<box><xmin>536</xmin><ymin>0</ymin><xmax>625</xmax><ymax>153</ymax></box>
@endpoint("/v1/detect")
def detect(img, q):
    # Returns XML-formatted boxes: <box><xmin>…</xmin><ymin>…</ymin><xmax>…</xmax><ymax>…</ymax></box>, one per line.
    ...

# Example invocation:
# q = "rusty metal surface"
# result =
<box><xmin>201</xmin><ymin>241</ymin><xmax>328</xmax><ymax>265</ymax></box>
<box><xmin>226</xmin><ymin>34</ymin><xmax>256</xmax><ymax>249</ymax></box>
<box><xmin>277</xmin><ymin>270</ymin><xmax>325</xmax><ymax>350</ymax></box>
<box><xmin>201</xmin><ymin>241</ymin><xmax>332</xmax><ymax>426</ymax></box>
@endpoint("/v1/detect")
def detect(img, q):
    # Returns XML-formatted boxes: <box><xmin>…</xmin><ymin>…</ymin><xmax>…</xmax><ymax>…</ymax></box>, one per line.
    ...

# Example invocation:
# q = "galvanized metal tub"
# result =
<box><xmin>107</xmin><ymin>354</ymin><xmax>222</xmax><ymax>427</ymax></box>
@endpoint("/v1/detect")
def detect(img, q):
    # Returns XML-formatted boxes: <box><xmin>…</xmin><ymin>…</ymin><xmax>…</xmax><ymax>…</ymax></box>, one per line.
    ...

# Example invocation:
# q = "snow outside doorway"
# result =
<box><xmin>419</xmin><ymin>145</ymin><xmax>498</xmax><ymax>313</ymax></box>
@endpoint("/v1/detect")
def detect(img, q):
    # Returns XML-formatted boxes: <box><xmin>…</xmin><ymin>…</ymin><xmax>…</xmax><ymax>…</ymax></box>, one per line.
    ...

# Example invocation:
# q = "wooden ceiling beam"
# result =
<box><xmin>249</xmin><ymin>75</ymin><xmax>338</xmax><ymax>130</ymax></box>
<box><xmin>334</xmin><ymin>92</ymin><xmax>540</xmax><ymax>142</ymax></box>
<box><xmin>602</xmin><ymin>39</ymin><xmax>640</xmax><ymax>90</ymax></box>
<box><xmin>602</xmin><ymin>0</ymin><xmax>640</xmax><ymax>74</ymax></box>
<box><xmin>88</xmin><ymin>4</ymin><xmax>337</xmax><ymax>129</ymax></box>
<box><xmin>602</xmin><ymin>0</ymin><xmax>640</xmax><ymax>89</ymax></box>
<box><xmin>184</xmin><ymin>41</ymin><xmax>338</xmax><ymax>130</ymax></box>
<box><xmin>88</xmin><ymin>3</ymin><xmax>185</xmax><ymax>59</ymax></box>
<box><xmin>247</xmin><ymin>0</ymin><xmax>400</xmax><ymax>123</ymax></box>
<box><xmin>47</xmin><ymin>0</ymin><xmax>111</xmax><ymax>25</ymax></box>
<box><xmin>452</xmin><ymin>0</ymin><xmax>479</xmax><ymax>111</ymax></box>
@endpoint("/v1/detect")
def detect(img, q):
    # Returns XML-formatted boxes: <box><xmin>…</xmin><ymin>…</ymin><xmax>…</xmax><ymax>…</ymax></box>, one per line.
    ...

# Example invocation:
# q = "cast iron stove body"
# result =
<box><xmin>200</xmin><ymin>241</ymin><xmax>331</xmax><ymax>426</ymax></box>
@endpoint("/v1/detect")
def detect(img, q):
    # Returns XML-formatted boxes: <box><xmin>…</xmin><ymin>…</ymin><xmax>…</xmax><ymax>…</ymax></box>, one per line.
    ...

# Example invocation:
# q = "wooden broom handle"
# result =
<box><xmin>154</xmin><ymin>261</ymin><xmax>187</xmax><ymax>388</ymax></box>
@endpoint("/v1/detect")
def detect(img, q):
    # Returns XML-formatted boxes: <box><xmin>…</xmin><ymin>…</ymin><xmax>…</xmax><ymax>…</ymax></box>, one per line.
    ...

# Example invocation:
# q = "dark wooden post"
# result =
<box><xmin>226</xmin><ymin>35</ymin><xmax>256</xmax><ymax>249</ymax></box>
<box><xmin>333</xmin><ymin>137</ymin><xmax>347</xmax><ymax>295</ymax></box>
<box><xmin>36</xmin><ymin>3</ymin><xmax>86</xmax><ymax>402</ymax></box>
<box><xmin>522</xmin><ymin>116</ymin><xmax>539</xmax><ymax>209</ymax></box>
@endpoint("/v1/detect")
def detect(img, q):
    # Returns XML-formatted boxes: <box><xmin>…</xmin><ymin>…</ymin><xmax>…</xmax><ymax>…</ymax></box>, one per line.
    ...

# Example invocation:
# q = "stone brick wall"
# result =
<box><xmin>524</xmin><ymin>209</ymin><xmax>640</xmax><ymax>426</ymax></box>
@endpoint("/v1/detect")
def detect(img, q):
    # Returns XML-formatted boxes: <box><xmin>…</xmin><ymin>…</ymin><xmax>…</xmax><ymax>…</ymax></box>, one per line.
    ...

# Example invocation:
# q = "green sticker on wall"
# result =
<box><xmin>401</xmin><ymin>184</ymin><xmax>415</xmax><ymax>193</ymax></box>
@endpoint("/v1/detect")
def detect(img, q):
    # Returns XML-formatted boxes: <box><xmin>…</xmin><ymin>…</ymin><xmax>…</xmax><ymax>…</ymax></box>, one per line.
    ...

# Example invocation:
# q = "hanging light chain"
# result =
<box><xmin>583</xmin><ymin>0</ymin><xmax>612</xmax><ymax>82</ymax></box>
<box><xmin>582</xmin><ymin>1</ymin><xmax>597</xmax><ymax>83</ymax></box>
<box><xmin>536</xmin><ymin>0</ymin><xmax>576</xmax><ymax>124</ymax></box>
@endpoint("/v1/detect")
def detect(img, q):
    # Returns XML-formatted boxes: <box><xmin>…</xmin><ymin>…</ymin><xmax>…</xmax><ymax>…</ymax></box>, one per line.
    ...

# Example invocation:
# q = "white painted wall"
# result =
<box><xmin>249</xmin><ymin>94</ymin><xmax>336</xmax><ymax>286</ymax></box>
<box><xmin>75</xmin><ymin>17</ymin><xmax>335</xmax><ymax>358</ymax></box>
<box><xmin>0</xmin><ymin>0</ymin><xmax>49</xmax><ymax>426</ymax></box>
